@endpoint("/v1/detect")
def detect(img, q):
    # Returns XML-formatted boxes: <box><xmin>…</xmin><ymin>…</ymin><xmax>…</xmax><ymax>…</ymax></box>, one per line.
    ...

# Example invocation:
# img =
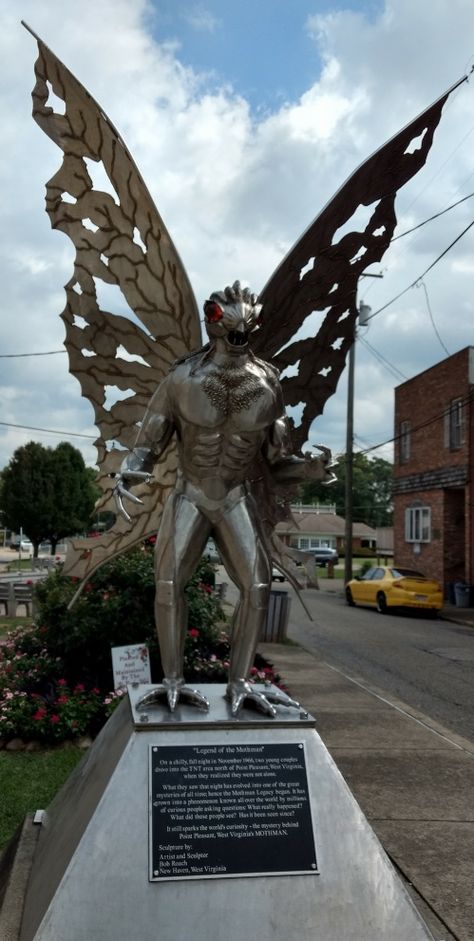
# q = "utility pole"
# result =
<box><xmin>344</xmin><ymin>340</ymin><xmax>356</xmax><ymax>585</ymax></box>
<box><xmin>344</xmin><ymin>301</ymin><xmax>372</xmax><ymax>585</ymax></box>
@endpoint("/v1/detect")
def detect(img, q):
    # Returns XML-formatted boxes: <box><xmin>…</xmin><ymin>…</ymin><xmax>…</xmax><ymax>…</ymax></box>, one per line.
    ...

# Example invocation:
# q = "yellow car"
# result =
<box><xmin>345</xmin><ymin>566</ymin><xmax>443</xmax><ymax>616</ymax></box>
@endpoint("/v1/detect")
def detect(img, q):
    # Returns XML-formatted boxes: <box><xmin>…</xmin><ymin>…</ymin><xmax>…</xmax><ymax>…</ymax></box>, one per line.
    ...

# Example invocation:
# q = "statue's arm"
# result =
<box><xmin>114</xmin><ymin>378</ymin><xmax>176</xmax><ymax>521</ymax></box>
<box><xmin>262</xmin><ymin>388</ymin><xmax>334</xmax><ymax>485</ymax></box>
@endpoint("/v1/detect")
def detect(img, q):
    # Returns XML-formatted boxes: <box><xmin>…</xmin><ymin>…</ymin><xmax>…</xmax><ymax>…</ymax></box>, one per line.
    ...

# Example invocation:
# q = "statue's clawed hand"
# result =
<box><xmin>113</xmin><ymin>471</ymin><xmax>152</xmax><ymax>523</ymax></box>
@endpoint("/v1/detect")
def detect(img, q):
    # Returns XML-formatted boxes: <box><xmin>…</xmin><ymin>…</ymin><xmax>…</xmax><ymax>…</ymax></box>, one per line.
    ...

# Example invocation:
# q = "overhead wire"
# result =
<box><xmin>416</xmin><ymin>280</ymin><xmax>450</xmax><ymax>356</ymax></box>
<box><xmin>365</xmin><ymin>216</ymin><xmax>474</xmax><ymax>322</ymax></box>
<box><xmin>391</xmin><ymin>192</ymin><xmax>474</xmax><ymax>241</ymax></box>
<box><xmin>357</xmin><ymin>388</ymin><xmax>474</xmax><ymax>456</ymax></box>
<box><xmin>0</xmin><ymin>420</ymin><xmax>95</xmax><ymax>440</ymax></box>
<box><xmin>0</xmin><ymin>350</ymin><xmax>66</xmax><ymax>359</ymax></box>
<box><xmin>357</xmin><ymin>334</ymin><xmax>408</xmax><ymax>381</ymax></box>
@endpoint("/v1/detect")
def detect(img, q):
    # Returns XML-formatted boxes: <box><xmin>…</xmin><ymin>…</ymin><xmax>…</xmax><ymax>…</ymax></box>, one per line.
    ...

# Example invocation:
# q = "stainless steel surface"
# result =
<box><xmin>116</xmin><ymin>282</ymin><xmax>332</xmax><ymax>717</ymax></box>
<box><xmin>128</xmin><ymin>683</ymin><xmax>315</xmax><ymax>730</ymax></box>
<box><xmin>21</xmin><ymin>688</ymin><xmax>435</xmax><ymax>941</ymax></box>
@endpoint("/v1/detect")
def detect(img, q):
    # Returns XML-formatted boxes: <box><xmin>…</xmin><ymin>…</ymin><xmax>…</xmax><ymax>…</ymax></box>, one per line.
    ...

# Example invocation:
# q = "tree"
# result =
<box><xmin>300</xmin><ymin>453</ymin><xmax>393</xmax><ymax>528</ymax></box>
<box><xmin>1</xmin><ymin>441</ymin><xmax>97</xmax><ymax>555</ymax></box>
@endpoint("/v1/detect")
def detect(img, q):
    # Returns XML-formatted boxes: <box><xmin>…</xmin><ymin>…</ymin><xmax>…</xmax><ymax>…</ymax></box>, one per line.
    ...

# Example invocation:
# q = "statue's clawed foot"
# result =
<box><xmin>226</xmin><ymin>679</ymin><xmax>300</xmax><ymax>718</ymax></box>
<box><xmin>136</xmin><ymin>678</ymin><xmax>209</xmax><ymax>713</ymax></box>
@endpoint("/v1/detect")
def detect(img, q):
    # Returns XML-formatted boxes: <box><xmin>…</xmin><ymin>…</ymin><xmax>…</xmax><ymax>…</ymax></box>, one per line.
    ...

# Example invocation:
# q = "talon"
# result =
<box><xmin>167</xmin><ymin>686</ymin><xmax>179</xmax><ymax>711</ymax></box>
<box><xmin>114</xmin><ymin>492</ymin><xmax>131</xmax><ymax>523</ymax></box>
<box><xmin>263</xmin><ymin>690</ymin><xmax>300</xmax><ymax>710</ymax></box>
<box><xmin>118</xmin><ymin>486</ymin><xmax>144</xmax><ymax>506</ymax></box>
<box><xmin>136</xmin><ymin>682</ymin><xmax>209</xmax><ymax>713</ymax></box>
<box><xmin>312</xmin><ymin>443</ymin><xmax>331</xmax><ymax>461</ymax></box>
<box><xmin>226</xmin><ymin>680</ymin><xmax>278</xmax><ymax>718</ymax></box>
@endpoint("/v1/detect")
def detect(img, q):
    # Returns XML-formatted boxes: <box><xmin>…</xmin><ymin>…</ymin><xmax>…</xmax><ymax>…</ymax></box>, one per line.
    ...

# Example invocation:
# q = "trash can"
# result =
<box><xmin>260</xmin><ymin>590</ymin><xmax>290</xmax><ymax>642</ymax></box>
<box><xmin>454</xmin><ymin>582</ymin><xmax>471</xmax><ymax>608</ymax></box>
<box><xmin>447</xmin><ymin>582</ymin><xmax>456</xmax><ymax>605</ymax></box>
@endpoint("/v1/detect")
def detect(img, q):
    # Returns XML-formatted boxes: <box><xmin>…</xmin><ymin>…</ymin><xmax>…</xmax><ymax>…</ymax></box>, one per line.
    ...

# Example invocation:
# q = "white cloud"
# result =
<box><xmin>182</xmin><ymin>4</ymin><xmax>220</xmax><ymax>33</ymax></box>
<box><xmin>1</xmin><ymin>0</ymin><xmax>474</xmax><ymax>475</ymax></box>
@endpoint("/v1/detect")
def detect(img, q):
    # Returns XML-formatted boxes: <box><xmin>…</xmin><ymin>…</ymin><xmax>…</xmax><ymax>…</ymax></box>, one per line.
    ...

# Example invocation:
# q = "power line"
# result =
<box><xmin>416</xmin><ymin>280</ymin><xmax>450</xmax><ymax>356</ymax></box>
<box><xmin>392</xmin><ymin>192</ymin><xmax>474</xmax><ymax>241</ymax></box>
<box><xmin>0</xmin><ymin>350</ymin><xmax>67</xmax><ymax>359</ymax></box>
<box><xmin>358</xmin><ymin>334</ymin><xmax>407</xmax><ymax>381</ymax></box>
<box><xmin>2</xmin><ymin>192</ymin><xmax>473</xmax><ymax>359</ymax></box>
<box><xmin>366</xmin><ymin>217</ymin><xmax>474</xmax><ymax>322</ymax></box>
<box><xmin>358</xmin><ymin>389</ymin><xmax>474</xmax><ymax>456</ymax></box>
<box><xmin>0</xmin><ymin>421</ymin><xmax>95</xmax><ymax>440</ymax></box>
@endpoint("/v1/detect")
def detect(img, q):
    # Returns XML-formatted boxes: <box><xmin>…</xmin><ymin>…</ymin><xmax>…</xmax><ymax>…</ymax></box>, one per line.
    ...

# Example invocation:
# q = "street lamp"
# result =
<box><xmin>344</xmin><ymin>301</ymin><xmax>371</xmax><ymax>585</ymax></box>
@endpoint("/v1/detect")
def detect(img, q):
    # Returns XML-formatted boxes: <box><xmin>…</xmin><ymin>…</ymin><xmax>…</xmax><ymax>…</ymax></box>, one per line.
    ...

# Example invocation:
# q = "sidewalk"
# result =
<box><xmin>260</xmin><ymin>635</ymin><xmax>474</xmax><ymax>941</ymax></box>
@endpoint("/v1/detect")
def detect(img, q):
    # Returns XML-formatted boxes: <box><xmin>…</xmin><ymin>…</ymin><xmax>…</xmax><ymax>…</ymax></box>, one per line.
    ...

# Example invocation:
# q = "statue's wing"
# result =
<box><xmin>253</xmin><ymin>75</ymin><xmax>467</xmax><ymax>452</ymax></box>
<box><xmin>24</xmin><ymin>25</ymin><xmax>202</xmax><ymax>580</ymax></box>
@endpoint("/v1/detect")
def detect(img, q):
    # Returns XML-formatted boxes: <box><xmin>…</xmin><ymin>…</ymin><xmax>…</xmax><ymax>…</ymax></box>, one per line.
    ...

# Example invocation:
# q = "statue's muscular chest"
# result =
<box><xmin>172</xmin><ymin>362</ymin><xmax>278</xmax><ymax>431</ymax></box>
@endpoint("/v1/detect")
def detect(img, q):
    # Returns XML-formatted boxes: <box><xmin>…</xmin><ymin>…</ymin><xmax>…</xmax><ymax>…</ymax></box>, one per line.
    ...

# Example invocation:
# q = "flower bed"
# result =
<box><xmin>0</xmin><ymin>548</ymin><xmax>284</xmax><ymax>746</ymax></box>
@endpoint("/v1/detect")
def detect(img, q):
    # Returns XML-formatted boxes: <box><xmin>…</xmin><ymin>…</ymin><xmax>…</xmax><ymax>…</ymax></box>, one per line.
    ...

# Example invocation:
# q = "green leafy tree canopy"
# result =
<box><xmin>1</xmin><ymin>441</ymin><xmax>97</xmax><ymax>554</ymax></box>
<box><xmin>300</xmin><ymin>452</ymin><xmax>393</xmax><ymax>528</ymax></box>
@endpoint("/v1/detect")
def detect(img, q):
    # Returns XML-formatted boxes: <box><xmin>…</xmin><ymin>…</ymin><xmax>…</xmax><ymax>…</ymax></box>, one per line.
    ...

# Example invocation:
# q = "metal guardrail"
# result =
<box><xmin>0</xmin><ymin>581</ymin><xmax>36</xmax><ymax>617</ymax></box>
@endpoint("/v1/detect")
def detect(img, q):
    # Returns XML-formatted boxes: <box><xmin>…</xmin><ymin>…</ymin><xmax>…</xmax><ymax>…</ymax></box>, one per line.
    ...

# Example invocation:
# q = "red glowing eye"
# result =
<box><xmin>204</xmin><ymin>301</ymin><xmax>223</xmax><ymax>323</ymax></box>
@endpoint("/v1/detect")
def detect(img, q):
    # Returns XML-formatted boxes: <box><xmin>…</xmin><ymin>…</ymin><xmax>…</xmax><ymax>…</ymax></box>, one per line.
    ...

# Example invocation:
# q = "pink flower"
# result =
<box><xmin>92</xmin><ymin>687</ymin><xmax>100</xmax><ymax>694</ymax></box>
<box><xmin>33</xmin><ymin>708</ymin><xmax>46</xmax><ymax>720</ymax></box>
<box><xmin>26</xmin><ymin>579</ymin><xmax>33</xmax><ymax>585</ymax></box>
<box><xmin>74</xmin><ymin>683</ymin><xmax>85</xmax><ymax>693</ymax></box>
<box><xmin>50</xmin><ymin>714</ymin><xmax>60</xmax><ymax>724</ymax></box>
<box><xmin>57</xmin><ymin>678</ymin><xmax>67</xmax><ymax>687</ymax></box>
<box><xmin>188</xmin><ymin>628</ymin><xmax>199</xmax><ymax>638</ymax></box>
<box><xmin>57</xmin><ymin>695</ymin><xmax>69</xmax><ymax>704</ymax></box>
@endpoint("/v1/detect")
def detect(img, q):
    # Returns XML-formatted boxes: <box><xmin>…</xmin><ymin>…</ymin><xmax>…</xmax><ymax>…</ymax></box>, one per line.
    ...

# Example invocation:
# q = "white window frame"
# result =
<box><xmin>448</xmin><ymin>398</ymin><xmax>463</xmax><ymax>450</ymax></box>
<box><xmin>400</xmin><ymin>420</ymin><xmax>411</xmax><ymax>463</ymax></box>
<box><xmin>405</xmin><ymin>506</ymin><xmax>431</xmax><ymax>543</ymax></box>
<box><xmin>293</xmin><ymin>536</ymin><xmax>337</xmax><ymax>550</ymax></box>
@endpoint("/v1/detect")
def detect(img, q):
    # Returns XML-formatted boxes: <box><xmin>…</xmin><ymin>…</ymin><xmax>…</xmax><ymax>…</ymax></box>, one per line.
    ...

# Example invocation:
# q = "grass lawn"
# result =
<box><xmin>0</xmin><ymin>746</ymin><xmax>83</xmax><ymax>850</ymax></box>
<box><xmin>0</xmin><ymin>616</ymin><xmax>33</xmax><ymax>636</ymax></box>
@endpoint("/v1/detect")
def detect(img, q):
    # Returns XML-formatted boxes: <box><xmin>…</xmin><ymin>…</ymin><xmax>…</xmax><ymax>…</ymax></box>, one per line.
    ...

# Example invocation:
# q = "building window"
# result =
<box><xmin>291</xmin><ymin>536</ymin><xmax>337</xmax><ymax>550</ymax></box>
<box><xmin>399</xmin><ymin>420</ymin><xmax>411</xmax><ymax>463</ymax></box>
<box><xmin>446</xmin><ymin>398</ymin><xmax>463</xmax><ymax>450</ymax></box>
<box><xmin>405</xmin><ymin>506</ymin><xmax>431</xmax><ymax>543</ymax></box>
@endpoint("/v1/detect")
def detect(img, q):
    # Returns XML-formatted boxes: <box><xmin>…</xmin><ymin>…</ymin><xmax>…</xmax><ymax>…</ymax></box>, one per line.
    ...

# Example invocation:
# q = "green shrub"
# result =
<box><xmin>0</xmin><ymin>547</ymin><xmax>284</xmax><ymax>745</ymax></box>
<box><xmin>33</xmin><ymin>548</ymin><xmax>224</xmax><ymax>690</ymax></box>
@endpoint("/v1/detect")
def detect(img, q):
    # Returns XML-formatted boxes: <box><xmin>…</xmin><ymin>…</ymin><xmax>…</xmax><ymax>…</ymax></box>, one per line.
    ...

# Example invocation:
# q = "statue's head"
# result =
<box><xmin>203</xmin><ymin>281</ymin><xmax>262</xmax><ymax>352</ymax></box>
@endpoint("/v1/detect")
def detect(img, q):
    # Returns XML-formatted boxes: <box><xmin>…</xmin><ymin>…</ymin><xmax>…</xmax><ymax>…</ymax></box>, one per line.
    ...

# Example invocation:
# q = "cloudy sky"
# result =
<box><xmin>1</xmin><ymin>0</ymin><xmax>474</xmax><ymax>473</ymax></box>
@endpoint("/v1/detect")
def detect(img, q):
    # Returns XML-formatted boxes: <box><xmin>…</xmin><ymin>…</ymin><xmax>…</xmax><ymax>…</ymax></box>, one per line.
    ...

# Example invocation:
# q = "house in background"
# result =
<box><xmin>276</xmin><ymin>504</ymin><xmax>377</xmax><ymax>554</ymax></box>
<box><xmin>393</xmin><ymin>346</ymin><xmax>473</xmax><ymax>594</ymax></box>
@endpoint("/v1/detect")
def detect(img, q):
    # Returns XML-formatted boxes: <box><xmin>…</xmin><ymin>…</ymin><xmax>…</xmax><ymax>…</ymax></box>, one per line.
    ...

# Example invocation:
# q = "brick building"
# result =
<box><xmin>393</xmin><ymin>347</ymin><xmax>474</xmax><ymax>594</ymax></box>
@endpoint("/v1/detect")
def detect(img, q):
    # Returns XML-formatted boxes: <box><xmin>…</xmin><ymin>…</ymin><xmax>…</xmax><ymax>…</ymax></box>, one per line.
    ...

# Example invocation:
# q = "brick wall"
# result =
<box><xmin>394</xmin><ymin>347</ymin><xmax>472</xmax><ymax>476</ymax></box>
<box><xmin>393</xmin><ymin>488</ymin><xmax>446</xmax><ymax>584</ymax></box>
<box><xmin>394</xmin><ymin>347</ymin><xmax>473</xmax><ymax>590</ymax></box>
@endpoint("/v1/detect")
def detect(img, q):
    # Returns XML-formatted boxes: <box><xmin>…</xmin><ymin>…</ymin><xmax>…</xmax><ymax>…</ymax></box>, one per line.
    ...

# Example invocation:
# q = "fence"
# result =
<box><xmin>0</xmin><ymin>581</ymin><xmax>36</xmax><ymax>617</ymax></box>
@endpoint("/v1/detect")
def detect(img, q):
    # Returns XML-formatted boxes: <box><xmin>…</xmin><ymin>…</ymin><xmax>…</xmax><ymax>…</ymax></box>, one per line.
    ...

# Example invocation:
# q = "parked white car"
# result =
<box><xmin>9</xmin><ymin>538</ymin><xmax>33</xmax><ymax>553</ymax></box>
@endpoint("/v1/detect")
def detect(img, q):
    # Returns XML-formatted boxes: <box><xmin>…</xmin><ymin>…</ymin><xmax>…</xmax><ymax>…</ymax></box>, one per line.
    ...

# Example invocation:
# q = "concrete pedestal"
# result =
<box><xmin>3</xmin><ymin>685</ymin><xmax>435</xmax><ymax>940</ymax></box>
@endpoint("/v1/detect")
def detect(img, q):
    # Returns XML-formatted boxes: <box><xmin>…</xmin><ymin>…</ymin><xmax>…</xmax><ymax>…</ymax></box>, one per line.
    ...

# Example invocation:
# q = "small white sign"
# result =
<box><xmin>111</xmin><ymin>643</ymin><xmax>151</xmax><ymax>689</ymax></box>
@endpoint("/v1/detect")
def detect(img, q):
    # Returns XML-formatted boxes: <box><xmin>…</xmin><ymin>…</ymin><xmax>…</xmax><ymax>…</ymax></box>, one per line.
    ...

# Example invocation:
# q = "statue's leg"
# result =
<box><xmin>215</xmin><ymin>498</ymin><xmax>300</xmax><ymax>717</ymax></box>
<box><xmin>216</xmin><ymin>498</ymin><xmax>271</xmax><ymax>679</ymax></box>
<box><xmin>138</xmin><ymin>491</ymin><xmax>211</xmax><ymax>712</ymax></box>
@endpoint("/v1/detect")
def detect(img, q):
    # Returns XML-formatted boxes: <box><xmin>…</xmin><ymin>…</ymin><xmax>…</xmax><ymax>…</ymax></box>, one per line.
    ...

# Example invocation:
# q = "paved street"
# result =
<box><xmin>221</xmin><ymin>570</ymin><xmax>474</xmax><ymax>742</ymax></box>
<box><xmin>217</xmin><ymin>570</ymin><xmax>474</xmax><ymax>939</ymax></box>
<box><xmin>286</xmin><ymin>584</ymin><xmax>474</xmax><ymax>743</ymax></box>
